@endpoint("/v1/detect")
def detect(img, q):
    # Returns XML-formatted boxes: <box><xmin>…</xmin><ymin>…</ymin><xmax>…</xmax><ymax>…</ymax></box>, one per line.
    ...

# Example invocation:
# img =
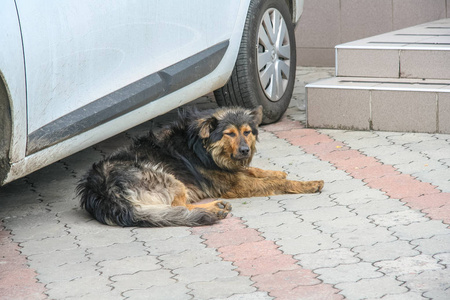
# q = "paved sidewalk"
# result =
<box><xmin>1</xmin><ymin>67</ymin><xmax>449</xmax><ymax>300</ymax></box>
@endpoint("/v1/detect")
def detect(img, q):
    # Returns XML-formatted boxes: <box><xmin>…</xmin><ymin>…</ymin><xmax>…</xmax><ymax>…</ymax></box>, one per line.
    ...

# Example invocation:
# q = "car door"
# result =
<box><xmin>15</xmin><ymin>0</ymin><xmax>241</xmax><ymax>154</ymax></box>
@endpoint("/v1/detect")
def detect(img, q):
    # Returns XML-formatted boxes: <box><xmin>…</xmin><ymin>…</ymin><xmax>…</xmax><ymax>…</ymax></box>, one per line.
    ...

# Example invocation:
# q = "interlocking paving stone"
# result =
<box><xmin>97</xmin><ymin>255</ymin><xmax>161</xmax><ymax>276</ymax></box>
<box><xmin>335</xmin><ymin>277</ymin><xmax>408</xmax><ymax>300</ymax></box>
<box><xmin>110</xmin><ymin>269</ymin><xmax>176</xmax><ymax>291</ymax></box>
<box><xmin>187</xmin><ymin>277</ymin><xmax>256</xmax><ymax>300</ymax></box>
<box><xmin>122</xmin><ymin>283</ymin><xmax>192</xmax><ymax>300</ymax></box>
<box><xmin>353</xmin><ymin>240</ymin><xmax>420</xmax><ymax>262</ymax></box>
<box><xmin>295</xmin><ymin>248</ymin><xmax>359</xmax><ymax>269</ymax></box>
<box><xmin>333</xmin><ymin>226</ymin><xmax>397</xmax><ymax>248</ymax></box>
<box><xmin>315</xmin><ymin>262</ymin><xmax>383</xmax><ymax>283</ymax></box>
<box><xmin>389</xmin><ymin>220</ymin><xmax>450</xmax><ymax>240</ymax></box>
<box><xmin>45</xmin><ymin>275</ymin><xmax>114</xmax><ymax>299</ymax></box>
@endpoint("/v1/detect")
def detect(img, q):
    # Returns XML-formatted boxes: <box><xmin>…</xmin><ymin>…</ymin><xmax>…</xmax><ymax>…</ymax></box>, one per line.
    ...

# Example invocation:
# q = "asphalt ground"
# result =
<box><xmin>1</xmin><ymin>67</ymin><xmax>449</xmax><ymax>300</ymax></box>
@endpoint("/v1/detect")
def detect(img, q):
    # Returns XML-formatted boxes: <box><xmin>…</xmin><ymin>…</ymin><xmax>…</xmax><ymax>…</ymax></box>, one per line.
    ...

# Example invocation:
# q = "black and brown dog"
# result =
<box><xmin>77</xmin><ymin>106</ymin><xmax>324</xmax><ymax>227</ymax></box>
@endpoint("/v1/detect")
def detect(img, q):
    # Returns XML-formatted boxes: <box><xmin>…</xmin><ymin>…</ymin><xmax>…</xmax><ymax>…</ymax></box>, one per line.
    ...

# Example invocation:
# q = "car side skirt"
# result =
<box><xmin>26</xmin><ymin>40</ymin><xmax>229</xmax><ymax>155</ymax></box>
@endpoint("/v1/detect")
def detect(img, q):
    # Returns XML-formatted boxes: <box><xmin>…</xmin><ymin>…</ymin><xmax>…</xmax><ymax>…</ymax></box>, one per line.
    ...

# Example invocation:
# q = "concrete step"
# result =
<box><xmin>336</xmin><ymin>18</ymin><xmax>450</xmax><ymax>80</ymax></box>
<box><xmin>306</xmin><ymin>77</ymin><xmax>450</xmax><ymax>134</ymax></box>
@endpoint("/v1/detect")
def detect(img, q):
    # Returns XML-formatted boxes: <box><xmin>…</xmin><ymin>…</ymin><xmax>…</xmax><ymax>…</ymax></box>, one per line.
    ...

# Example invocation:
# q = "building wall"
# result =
<box><xmin>295</xmin><ymin>0</ymin><xmax>449</xmax><ymax>67</ymax></box>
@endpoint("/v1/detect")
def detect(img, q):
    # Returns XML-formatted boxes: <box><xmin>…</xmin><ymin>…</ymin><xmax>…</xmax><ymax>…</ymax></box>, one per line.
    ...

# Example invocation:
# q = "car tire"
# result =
<box><xmin>214</xmin><ymin>0</ymin><xmax>296</xmax><ymax>124</ymax></box>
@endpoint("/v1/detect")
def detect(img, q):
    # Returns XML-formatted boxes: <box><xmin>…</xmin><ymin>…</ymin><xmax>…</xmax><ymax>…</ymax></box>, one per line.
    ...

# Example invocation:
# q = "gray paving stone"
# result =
<box><xmin>258</xmin><ymin>222</ymin><xmax>317</xmax><ymax>241</ymax></box>
<box><xmin>332</xmin><ymin>188</ymin><xmax>389</xmax><ymax>206</ymax></box>
<box><xmin>159</xmin><ymin>248</ymin><xmax>222</xmax><ymax>269</ymax></box>
<box><xmin>297</xmin><ymin>205</ymin><xmax>356</xmax><ymax>223</ymax></box>
<box><xmin>132</xmin><ymin>226</ymin><xmax>192</xmax><ymax>242</ymax></box>
<box><xmin>87</xmin><ymin>241</ymin><xmax>148</xmax><ymax>261</ymax></box>
<box><xmin>36</xmin><ymin>260</ymin><xmax>100</xmax><ymax>283</ymax></box>
<box><xmin>174</xmin><ymin>261</ymin><xmax>237</xmax><ymax>283</ymax></box>
<box><xmin>145</xmin><ymin>235</ymin><xmax>206</xmax><ymax>256</ymax></box>
<box><xmin>315</xmin><ymin>215</ymin><xmax>375</xmax><ymax>234</ymax></box>
<box><xmin>333</xmin><ymin>226</ymin><xmax>397</xmax><ymax>248</ymax></box>
<box><xmin>19</xmin><ymin>234</ymin><xmax>78</xmax><ymax>255</ymax></box>
<box><xmin>188</xmin><ymin>276</ymin><xmax>256</xmax><ymax>300</ymax></box>
<box><xmin>220</xmin><ymin>292</ymin><xmax>273</xmax><ymax>300</ymax></box>
<box><xmin>27</xmin><ymin>248</ymin><xmax>89</xmax><ymax>269</ymax></box>
<box><xmin>336</xmin><ymin>277</ymin><xmax>408</xmax><ymax>300</ymax></box>
<box><xmin>229</xmin><ymin>198</ymin><xmax>284</xmax><ymax>217</ymax></box>
<box><xmin>280</xmin><ymin>193</ymin><xmax>336</xmax><ymax>211</ymax></box>
<box><xmin>97</xmin><ymin>255</ymin><xmax>161</xmax><ymax>277</ymax></box>
<box><xmin>354</xmin><ymin>240</ymin><xmax>420</xmax><ymax>263</ymax></box>
<box><xmin>398</xmin><ymin>268</ymin><xmax>450</xmax><ymax>298</ymax></box>
<box><xmin>3</xmin><ymin>212</ymin><xmax>59</xmax><ymax>230</ymax></box>
<box><xmin>295</xmin><ymin>248</ymin><xmax>359</xmax><ymax>269</ymax></box>
<box><xmin>8</xmin><ymin>222</ymin><xmax>68</xmax><ymax>242</ymax></box>
<box><xmin>242</xmin><ymin>211</ymin><xmax>301</xmax><ymax>229</ymax></box>
<box><xmin>376</xmin><ymin>150</ymin><xmax>425</xmax><ymax>166</ymax></box>
<box><xmin>111</xmin><ymin>269</ymin><xmax>176</xmax><ymax>291</ymax></box>
<box><xmin>76</xmin><ymin>228</ymin><xmax>135</xmax><ymax>248</ymax></box>
<box><xmin>316</xmin><ymin>262</ymin><xmax>383</xmax><ymax>284</ymax></box>
<box><xmin>46</xmin><ymin>275</ymin><xmax>114</xmax><ymax>299</ymax></box>
<box><xmin>323</xmin><ymin>178</ymin><xmax>367</xmax><ymax>194</ymax></box>
<box><xmin>349</xmin><ymin>198</ymin><xmax>409</xmax><ymax>217</ymax></box>
<box><xmin>389</xmin><ymin>220</ymin><xmax>450</xmax><ymax>240</ymax></box>
<box><xmin>375</xmin><ymin>254</ymin><xmax>442</xmax><ymax>277</ymax></box>
<box><xmin>367</xmin><ymin>292</ymin><xmax>426</xmax><ymax>300</ymax></box>
<box><xmin>122</xmin><ymin>283</ymin><xmax>192</xmax><ymax>300</ymax></box>
<box><xmin>435</xmin><ymin>252</ymin><xmax>450</xmax><ymax>266</ymax></box>
<box><xmin>278</xmin><ymin>233</ymin><xmax>338</xmax><ymax>254</ymax></box>
<box><xmin>394</xmin><ymin>160</ymin><xmax>442</xmax><ymax>175</ymax></box>
<box><xmin>411</xmin><ymin>234</ymin><xmax>450</xmax><ymax>255</ymax></box>
<box><xmin>369</xmin><ymin>210</ymin><xmax>429</xmax><ymax>227</ymax></box>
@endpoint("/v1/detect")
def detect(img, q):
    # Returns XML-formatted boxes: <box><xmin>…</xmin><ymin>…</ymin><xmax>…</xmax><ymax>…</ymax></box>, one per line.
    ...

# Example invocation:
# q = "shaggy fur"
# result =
<box><xmin>77</xmin><ymin>106</ymin><xmax>324</xmax><ymax>227</ymax></box>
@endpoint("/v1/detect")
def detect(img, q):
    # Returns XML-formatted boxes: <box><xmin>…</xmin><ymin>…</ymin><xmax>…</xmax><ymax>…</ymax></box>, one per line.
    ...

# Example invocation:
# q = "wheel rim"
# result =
<box><xmin>257</xmin><ymin>8</ymin><xmax>291</xmax><ymax>102</ymax></box>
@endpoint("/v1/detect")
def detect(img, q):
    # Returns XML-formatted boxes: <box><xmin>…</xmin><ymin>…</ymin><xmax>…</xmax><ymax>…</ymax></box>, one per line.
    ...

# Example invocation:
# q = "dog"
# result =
<box><xmin>77</xmin><ymin>106</ymin><xmax>324</xmax><ymax>227</ymax></box>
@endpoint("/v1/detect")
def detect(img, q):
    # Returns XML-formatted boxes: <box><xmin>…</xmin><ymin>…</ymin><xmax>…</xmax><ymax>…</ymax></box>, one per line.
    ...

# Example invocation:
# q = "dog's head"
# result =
<box><xmin>195</xmin><ymin>106</ymin><xmax>263</xmax><ymax>170</ymax></box>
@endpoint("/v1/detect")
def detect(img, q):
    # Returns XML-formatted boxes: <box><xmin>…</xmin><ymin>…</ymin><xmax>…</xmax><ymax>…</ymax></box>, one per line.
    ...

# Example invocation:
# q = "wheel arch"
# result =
<box><xmin>0</xmin><ymin>71</ymin><xmax>12</xmax><ymax>185</ymax></box>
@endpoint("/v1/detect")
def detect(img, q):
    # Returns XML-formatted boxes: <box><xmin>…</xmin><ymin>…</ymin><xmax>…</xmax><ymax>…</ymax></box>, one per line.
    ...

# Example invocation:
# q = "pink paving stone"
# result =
<box><xmin>262</xmin><ymin>118</ymin><xmax>303</xmax><ymax>132</ymax></box>
<box><xmin>202</xmin><ymin>227</ymin><xmax>263</xmax><ymax>248</ymax></box>
<box><xmin>219</xmin><ymin>240</ymin><xmax>282</xmax><ymax>261</ymax></box>
<box><xmin>366</xmin><ymin>174</ymin><xmax>440</xmax><ymax>199</ymax></box>
<box><xmin>271</xmin><ymin>284</ymin><xmax>344</xmax><ymax>300</ymax></box>
<box><xmin>403</xmin><ymin>193</ymin><xmax>450</xmax><ymax>210</ymax></box>
<box><xmin>422</xmin><ymin>202</ymin><xmax>450</xmax><ymax>225</ymax></box>
<box><xmin>351</xmin><ymin>164</ymin><xmax>400</xmax><ymax>180</ymax></box>
<box><xmin>320</xmin><ymin>149</ymin><xmax>363</xmax><ymax>162</ymax></box>
<box><xmin>0</xmin><ymin>227</ymin><xmax>47</xmax><ymax>300</ymax></box>
<box><xmin>0</xmin><ymin>269</ymin><xmax>47</xmax><ymax>300</ymax></box>
<box><xmin>234</xmin><ymin>254</ymin><xmax>299</xmax><ymax>276</ymax></box>
<box><xmin>252</xmin><ymin>268</ymin><xmax>321</xmax><ymax>292</ymax></box>
<box><xmin>301</xmin><ymin>141</ymin><xmax>347</xmax><ymax>157</ymax></box>
<box><xmin>190</xmin><ymin>216</ymin><xmax>245</xmax><ymax>235</ymax></box>
<box><xmin>276</xmin><ymin>128</ymin><xmax>320</xmax><ymax>139</ymax></box>
<box><xmin>332</xmin><ymin>155</ymin><xmax>380</xmax><ymax>171</ymax></box>
<box><xmin>288</xmin><ymin>134</ymin><xmax>333</xmax><ymax>146</ymax></box>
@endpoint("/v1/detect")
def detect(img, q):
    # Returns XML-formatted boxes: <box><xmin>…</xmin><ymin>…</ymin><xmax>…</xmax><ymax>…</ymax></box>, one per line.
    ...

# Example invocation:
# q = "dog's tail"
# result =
<box><xmin>77</xmin><ymin>163</ymin><xmax>218</xmax><ymax>227</ymax></box>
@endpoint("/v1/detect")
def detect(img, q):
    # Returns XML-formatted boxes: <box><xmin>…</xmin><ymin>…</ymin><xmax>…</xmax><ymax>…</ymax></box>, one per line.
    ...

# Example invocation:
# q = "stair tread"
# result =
<box><xmin>337</xmin><ymin>18</ymin><xmax>450</xmax><ymax>51</ymax></box>
<box><xmin>307</xmin><ymin>76</ymin><xmax>450</xmax><ymax>92</ymax></box>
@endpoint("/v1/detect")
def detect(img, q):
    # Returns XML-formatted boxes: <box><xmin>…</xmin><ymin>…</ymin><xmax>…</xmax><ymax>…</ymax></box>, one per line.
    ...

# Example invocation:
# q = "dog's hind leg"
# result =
<box><xmin>170</xmin><ymin>182</ymin><xmax>231</xmax><ymax>220</ymax></box>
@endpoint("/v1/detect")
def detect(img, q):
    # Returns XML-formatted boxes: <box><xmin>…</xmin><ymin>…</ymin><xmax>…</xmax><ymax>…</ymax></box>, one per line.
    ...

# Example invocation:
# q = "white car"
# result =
<box><xmin>0</xmin><ymin>0</ymin><xmax>303</xmax><ymax>185</ymax></box>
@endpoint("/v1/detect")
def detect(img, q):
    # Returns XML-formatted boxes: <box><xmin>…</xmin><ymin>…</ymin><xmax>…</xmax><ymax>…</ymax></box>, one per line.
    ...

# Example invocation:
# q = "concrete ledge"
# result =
<box><xmin>306</xmin><ymin>77</ymin><xmax>450</xmax><ymax>133</ymax></box>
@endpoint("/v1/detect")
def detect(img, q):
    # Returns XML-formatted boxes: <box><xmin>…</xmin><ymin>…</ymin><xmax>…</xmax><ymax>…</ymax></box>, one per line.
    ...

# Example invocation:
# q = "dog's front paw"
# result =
<box><xmin>290</xmin><ymin>180</ymin><xmax>324</xmax><ymax>194</ymax></box>
<box><xmin>271</xmin><ymin>170</ymin><xmax>288</xmax><ymax>179</ymax></box>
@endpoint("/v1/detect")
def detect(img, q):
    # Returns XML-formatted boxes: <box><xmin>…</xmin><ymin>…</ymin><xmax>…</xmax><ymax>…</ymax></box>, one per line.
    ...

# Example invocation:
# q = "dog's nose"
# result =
<box><xmin>239</xmin><ymin>145</ymin><xmax>250</xmax><ymax>156</ymax></box>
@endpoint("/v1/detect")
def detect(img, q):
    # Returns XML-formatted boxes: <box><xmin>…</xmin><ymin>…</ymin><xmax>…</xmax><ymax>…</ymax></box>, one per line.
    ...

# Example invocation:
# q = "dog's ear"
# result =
<box><xmin>251</xmin><ymin>106</ymin><xmax>263</xmax><ymax>125</ymax></box>
<box><xmin>198</xmin><ymin>116</ymin><xmax>218</xmax><ymax>139</ymax></box>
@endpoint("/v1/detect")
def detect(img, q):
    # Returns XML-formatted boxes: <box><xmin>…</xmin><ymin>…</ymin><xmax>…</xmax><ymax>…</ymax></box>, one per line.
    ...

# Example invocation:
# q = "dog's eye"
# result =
<box><xmin>225</xmin><ymin>132</ymin><xmax>236</xmax><ymax>137</ymax></box>
<box><xmin>243</xmin><ymin>131</ymin><xmax>251</xmax><ymax>136</ymax></box>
